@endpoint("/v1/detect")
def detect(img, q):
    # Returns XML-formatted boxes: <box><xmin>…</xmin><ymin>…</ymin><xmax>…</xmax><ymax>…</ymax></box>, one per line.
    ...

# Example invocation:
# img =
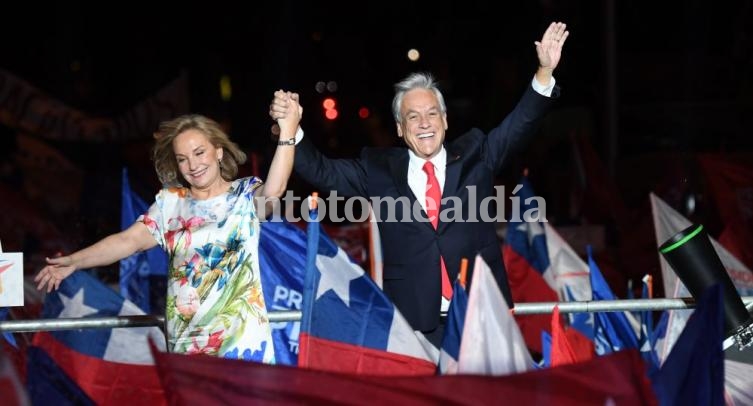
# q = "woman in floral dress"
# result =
<box><xmin>35</xmin><ymin>90</ymin><xmax>302</xmax><ymax>363</ymax></box>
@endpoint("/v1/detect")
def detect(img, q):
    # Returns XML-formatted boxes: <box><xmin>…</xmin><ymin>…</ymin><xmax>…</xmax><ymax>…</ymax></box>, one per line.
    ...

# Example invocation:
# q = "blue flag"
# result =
<box><xmin>30</xmin><ymin>271</ymin><xmax>166</xmax><ymax>404</ymax></box>
<box><xmin>0</xmin><ymin>307</ymin><xmax>17</xmax><ymax>348</ymax></box>
<box><xmin>438</xmin><ymin>279</ymin><xmax>468</xmax><ymax>374</ymax></box>
<box><xmin>298</xmin><ymin>206</ymin><xmax>436</xmax><ymax>374</ymax></box>
<box><xmin>119</xmin><ymin>167</ymin><xmax>168</xmax><ymax>314</ymax></box>
<box><xmin>565</xmin><ymin>285</ymin><xmax>595</xmax><ymax>340</ymax></box>
<box><xmin>587</xmin><ymin>246</ymin><xmax>639</xmax><ymax>355</ymax></box>
<box><xmin>540</xmin><ymin>330</ymin><xmax>552</xmax><ymax>368</ymax></box>
<box><xmin>26</xmin><ymin>347</ymin><xmax>95</xmax><ymax>405</ymax></box>
<box><xmin>506</xmin><ymin>176</ymin><xmax>550</xmax><ymax>274</ymax></box>
<box><xmin>258</xmin><ymin>218</ymin><xmax>308</xmax><ymax>366</ymax></box>
<box><xmin>650</xmin><ymin>284</ymin><xmax>725</xmax><ymax>405</ymax></box>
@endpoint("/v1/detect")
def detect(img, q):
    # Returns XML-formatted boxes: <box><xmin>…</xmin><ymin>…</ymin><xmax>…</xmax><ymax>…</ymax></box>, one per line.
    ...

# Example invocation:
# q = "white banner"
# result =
<box><xmin>0</xmin><ymin>252</ymin><xmax>24</xmax><ymax>307</ymax></box>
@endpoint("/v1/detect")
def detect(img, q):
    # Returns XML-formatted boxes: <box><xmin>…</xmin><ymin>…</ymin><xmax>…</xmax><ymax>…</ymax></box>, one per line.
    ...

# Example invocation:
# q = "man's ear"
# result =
<box><xmin>396</xmin><ymin>123</ymin><xmax>403</xmax><ymax>138</ymax></box>
<box><xmin>443</xmin><ymin>114</ymin><xmax>448</xmax><ymax>131</ymax></box>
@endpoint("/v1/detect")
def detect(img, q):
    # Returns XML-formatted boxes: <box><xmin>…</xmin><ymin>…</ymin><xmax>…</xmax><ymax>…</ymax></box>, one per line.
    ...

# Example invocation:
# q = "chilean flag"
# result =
<box><xmin>297</xmin><ymin>208</ymin><xmax>438</xmax><ymax>375</ymax></box>
<box><xmin>504</xmin><ymin>176</ymin><xmax>559</xmax><ymax>354</ymax></box>
<box><xmin>28</xmin><ymin>271</ymin><xmax>166</xmax><ymax>404</ymax></box>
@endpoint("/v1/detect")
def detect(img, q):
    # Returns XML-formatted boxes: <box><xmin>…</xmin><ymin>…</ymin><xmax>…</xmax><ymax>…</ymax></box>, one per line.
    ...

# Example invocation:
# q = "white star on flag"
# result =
<box><xmin>57</xmin><ymin>288</ymin><xmax>98</xmax><ymax>319</ymax></box>
<box><xmin>315</xmin><ymin>249</ymin><xmax>363</xmax><ymax>306</ymax></box>
<box><xmin>517</xmin><ymin>221</ymin><xmax>544</xmax><ymax>246</ymax></box>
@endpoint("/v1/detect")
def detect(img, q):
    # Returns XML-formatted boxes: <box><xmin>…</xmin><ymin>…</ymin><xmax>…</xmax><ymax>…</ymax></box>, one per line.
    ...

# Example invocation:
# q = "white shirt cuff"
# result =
<box><xmin>294</xmin><ymin>127</ymin><xmax>304</xmax><ymax>145</ymax></box>
<box><xmin>531</xmin><ymin>76</ymin><xmax>556</xmax><ymax>97</ymax></box>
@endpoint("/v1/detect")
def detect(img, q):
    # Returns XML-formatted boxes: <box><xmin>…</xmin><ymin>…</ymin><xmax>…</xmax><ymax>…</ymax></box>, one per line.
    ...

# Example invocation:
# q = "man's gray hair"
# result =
<box><xmin>392</xmin><ymin>72</ymin><xmax>447</xmax><ymax>123</ymax></box>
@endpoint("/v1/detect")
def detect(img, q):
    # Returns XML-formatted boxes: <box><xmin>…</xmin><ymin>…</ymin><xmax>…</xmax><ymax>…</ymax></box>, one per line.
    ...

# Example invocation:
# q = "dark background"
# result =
<box><xmin>2</xmin><ymin>1</ymin><xmax>752</xmax><ymax>296</ymax></box>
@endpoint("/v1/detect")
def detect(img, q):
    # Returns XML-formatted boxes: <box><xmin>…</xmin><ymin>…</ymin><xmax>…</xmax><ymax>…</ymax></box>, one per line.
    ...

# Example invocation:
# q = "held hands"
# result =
<box><xmin>534</xmin><ymin>22</ymin><xmax>569</xmax><ymax>84</ymax></box>
<box><xmin>34</xmin><ymin>255</ymin><xmax>77</xmax><ymax>293</ymax></box>
<box><xmin>269</xmin><ymin>90</ymin><xmax>303</xmax><ymax>136</ymax></box>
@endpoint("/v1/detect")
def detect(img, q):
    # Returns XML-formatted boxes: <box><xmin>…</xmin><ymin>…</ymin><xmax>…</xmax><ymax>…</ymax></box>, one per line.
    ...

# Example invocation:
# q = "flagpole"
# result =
<box><xmin>2</xmin><ymin>299</ymin><xmax>750</xmax><ymax>333</ymax></box>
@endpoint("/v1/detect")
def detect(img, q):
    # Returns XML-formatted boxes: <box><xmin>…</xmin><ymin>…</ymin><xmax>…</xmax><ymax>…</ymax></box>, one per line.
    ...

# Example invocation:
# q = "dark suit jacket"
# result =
<box><xmin>295</xmin><ymin>84</ymin><xmax>559</xmax><ymax>332</ymax></box>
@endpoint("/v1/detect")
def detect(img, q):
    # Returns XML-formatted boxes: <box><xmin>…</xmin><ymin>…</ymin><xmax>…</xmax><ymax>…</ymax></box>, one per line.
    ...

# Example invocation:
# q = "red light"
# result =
<box><xmin>358</xmin><ymin>107</ymin><xmax>370</xmax><ymax>119</ymax></box>
<box><xmin>322</xmin><ymin>98</ymin><xmax>336</xmax><ymax>110</ymax></box>
<box><xmin>325</xmin><ymin>109</ymin><xmax>339</xmax><ymax>120</ymax></box>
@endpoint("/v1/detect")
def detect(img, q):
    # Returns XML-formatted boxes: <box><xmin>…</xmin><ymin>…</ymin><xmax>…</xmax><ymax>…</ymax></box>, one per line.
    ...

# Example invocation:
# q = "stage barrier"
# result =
<box><xmin>1</xmin><ymin>298</ymin><xmax>751</xmax><ymax>333</ymax></box>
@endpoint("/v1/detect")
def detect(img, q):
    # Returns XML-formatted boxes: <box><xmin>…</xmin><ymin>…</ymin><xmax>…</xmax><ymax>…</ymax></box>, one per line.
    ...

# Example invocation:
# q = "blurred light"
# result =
<box><xmin>685</xmin><ymin>193</ymin><xmax>697</xmax><ymax>216</ymax></box>
<box><xmin>315</xmin><ymin>81</ymin><xmax>326</xmax><ymax>93</ymax></box>
<box><xmin>325</xmin><ymin>109</ymin><xmax>339</xmax><ymax>120</ymax></box>
<box><xmin>358</xmin><ymin>107</ymin><xmax>370</xmax><ymax>119</ymax></box>
<box><xmin>407</xmin><ymin>49</ymin><xmax>420</xmax><ymax>62</ymax></box>
<box><xmin>326</xmin><ymin>81</ymin><xmax>338</xmax><ymax>92</ymax></box>
<box><xmin>270</xmin><ymin>123</ymin><xmax>280</xmax><ymax>136</ymax></box>
<box><xmin>220</xmin><ymin>75</ymin><xmax>232</xmax><ymax>101</ymax></box>
<box><xmin>322</xmin><ymin>97</ymin><xmax>336</xmax><ymax>110</ymax></box>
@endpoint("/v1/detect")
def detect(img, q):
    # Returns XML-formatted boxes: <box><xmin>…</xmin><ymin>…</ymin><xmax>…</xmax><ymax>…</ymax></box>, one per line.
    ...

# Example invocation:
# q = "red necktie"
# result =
<box><xmin>422</xmin><ymin>161</ymin><xmax>453</xmax><ymax>300</ymax></box>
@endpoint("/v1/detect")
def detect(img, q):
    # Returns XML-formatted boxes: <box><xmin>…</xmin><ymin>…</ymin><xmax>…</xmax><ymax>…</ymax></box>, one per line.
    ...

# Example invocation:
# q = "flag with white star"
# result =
<box><xmin>29</xmin><ymin>271</ymin><xmax>166</xmax><ymax>404</ymax></box>
<box><xmin>298</xmin><ymin>208</ymin><xmax>438</xmax><ymax>375</ymax></box>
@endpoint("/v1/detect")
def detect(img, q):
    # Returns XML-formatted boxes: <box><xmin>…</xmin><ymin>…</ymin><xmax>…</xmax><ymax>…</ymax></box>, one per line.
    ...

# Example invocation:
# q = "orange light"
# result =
<box><xmin>325</xmin><ymin>109</ymin><xmax>339</xmax><ymax>120</ymax></box>
<box><xmin>322</xmin><ymin>98</ymin><xmax>336</xmax><ymax>110</ymax></box>
<box><xmin>358</xmin><ymin>107</ymin><xmax>370</xmax><ymax>119</ymax></box>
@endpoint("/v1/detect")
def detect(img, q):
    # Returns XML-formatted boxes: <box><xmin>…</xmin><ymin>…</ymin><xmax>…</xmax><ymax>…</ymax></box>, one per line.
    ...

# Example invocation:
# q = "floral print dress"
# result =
<box><xmin>139</xmin><ymin>177</ymin><xmax>275</xmax><ymax>363</ymax></box>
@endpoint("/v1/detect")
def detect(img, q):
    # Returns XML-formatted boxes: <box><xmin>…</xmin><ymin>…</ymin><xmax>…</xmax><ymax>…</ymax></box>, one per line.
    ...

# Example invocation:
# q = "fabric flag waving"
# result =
<box><xmin>0</xmin><ymin>308</ymin><xmax>16</xmax><ymax>348</ymax></box>
<box><xmin>438</xmin><ymin>278</ymin><xmax>468</xmax><ymax>374</ymax></box>
<box><xmin>503</xmin><ymin>176</ymin><xmax>558</xmax><ymax>353</ymax></box>
<box><xmin>119</xmin><ymin>167</ymin><xmax>168</xmax><ymax>314</ymax></box>
<box><xmin>28</xmin><ymin>271</ymin><xmax>166</xmax><ymax>405</ymax></box>
<box><xmin>697</xmin><ymin>154</ymin><xmax>753</xmax><ymax>270</ymax></box>
<box><xmin>151</xmin><ymin>342</ymin><xmax>655</xmax><ymax>405</ymax></box>
<box><xmin>258</xmin><ymin>218</ymin><xmax>307</xmax><ymax>366</ymax></box>
<box><xmin>550</xmin><ymin>306</ymin><xmax>594</xmax><ymax>367</ymax></box>
<box><xmin>544</xmin><ymin>222</ymin><xmax>594</xmax><ymax>333</ymax></box>
<box><xmin>505</xmin><ymin>176</ymin><xmax>551</xmax><ymax>277</ymax></box>
<box><xmin>650</xmin><ymin>192</ymin><xmax>753</xmax><ymax>361</ymax></box>
<box><xmin>298</xmin><ymin>206</ymin><xmax>437</xmax><ymax>375</ymax></box>
<box><xmin>587</xmin><ymin>246</ymin><xmax>639</xmax><ymax>355</ymax></box>
<box><xmin>458</xmin><ymin>255</ymin><xmax>534</xmax><ymax>375</ymax></box>
<box><xmin>650</xmin><ymin>284</ymin><xmax>725</xmax><ymax>406</ymax></box>
<box><xmin>650</xmin><ymin>192</ymin><xmax>753</xmax><ymax>405</ymax></box>
<box><xmin>0</xmin><ymin>348</ymin><xmax>29</xmax><ymax>406</ymax></box>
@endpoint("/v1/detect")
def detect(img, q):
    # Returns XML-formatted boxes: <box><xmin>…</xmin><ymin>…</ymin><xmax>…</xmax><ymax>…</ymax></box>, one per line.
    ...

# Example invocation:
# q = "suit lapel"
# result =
<box><xmin>438</xmin><ymin>150</ymin><xmax>462</xmax><ymax>233</ymax></box>
<box><xmin>389</xmin><ymin>151</ymin><xmax>436</xmax><ymax>231</ymax></box>
<box><xmin>389</xmin><ymin>151</ymin><xmax>413</xmax><ymax>200</ymax></box>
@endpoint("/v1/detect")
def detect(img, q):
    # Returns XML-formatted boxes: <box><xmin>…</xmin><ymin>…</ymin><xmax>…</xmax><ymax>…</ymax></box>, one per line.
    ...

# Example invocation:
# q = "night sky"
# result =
<box><xmin>4</xmin><ymin>2</ymin><xmax>751</xmax><ymax>155</ymax></box>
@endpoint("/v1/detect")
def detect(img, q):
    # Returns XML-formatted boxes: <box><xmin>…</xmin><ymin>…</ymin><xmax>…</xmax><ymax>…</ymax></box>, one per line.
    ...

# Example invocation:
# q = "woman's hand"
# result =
<box><xmin>34</xmin><ymin>255</ymin><xmax>77</xmax><ymax>293</ymax></box>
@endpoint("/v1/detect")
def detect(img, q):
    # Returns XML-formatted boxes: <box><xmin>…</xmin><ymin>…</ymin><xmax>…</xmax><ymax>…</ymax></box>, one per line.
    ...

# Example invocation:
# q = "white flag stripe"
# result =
<box><xmin>457</xmin><ymin>255</ymin><xmax>533</xmax><ymax>375</ymax></box>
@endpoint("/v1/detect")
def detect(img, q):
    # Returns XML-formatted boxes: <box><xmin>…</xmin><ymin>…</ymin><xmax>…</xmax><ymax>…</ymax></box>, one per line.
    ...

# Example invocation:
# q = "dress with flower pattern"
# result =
<box><xmin>139</xmin><ymin>176</ymin><xmax>275</xmax><ymax>363</ymax></box>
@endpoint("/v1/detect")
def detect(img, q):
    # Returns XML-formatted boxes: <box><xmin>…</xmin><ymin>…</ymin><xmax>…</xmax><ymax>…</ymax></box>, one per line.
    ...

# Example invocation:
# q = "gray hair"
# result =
<box><xmin>391</xmin><ymin>72</ymin><xmax>447</xmax><ymax>124</ymax></box>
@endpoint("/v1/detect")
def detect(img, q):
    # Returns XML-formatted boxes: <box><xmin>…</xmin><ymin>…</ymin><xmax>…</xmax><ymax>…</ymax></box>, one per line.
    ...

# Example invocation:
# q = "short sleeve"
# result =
<box><xmin>233</xmin><ymin>176</ymin><xmax>264</xmax><ymax>200</ymax></box>
<box><xmin>137</xmin><ymin>188</ymin><xmax>169</xmax><ymax>248</ymax></box>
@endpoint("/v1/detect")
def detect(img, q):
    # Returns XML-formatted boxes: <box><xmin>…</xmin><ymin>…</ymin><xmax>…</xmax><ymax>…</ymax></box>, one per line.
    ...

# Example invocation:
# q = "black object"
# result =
<box><xmin>659</xmin><ymin>224</ymin><xmax>752</xmax><ymax>337</ymax></box>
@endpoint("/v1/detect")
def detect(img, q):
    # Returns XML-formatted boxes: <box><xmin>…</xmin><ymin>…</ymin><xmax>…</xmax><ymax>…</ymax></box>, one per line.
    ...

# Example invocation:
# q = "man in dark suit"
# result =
<box><xmin>270</xmin><ymin>22</ymin><xmax>569</xmax><ymax>347</ymax></box>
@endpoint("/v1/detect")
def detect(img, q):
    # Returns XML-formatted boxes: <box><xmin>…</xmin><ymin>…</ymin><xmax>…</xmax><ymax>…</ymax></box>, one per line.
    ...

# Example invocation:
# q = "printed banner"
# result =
<box><xmin>0</xmin><ymin>253</ymin><xmax>23</xmax><ymax>307</ymax></box>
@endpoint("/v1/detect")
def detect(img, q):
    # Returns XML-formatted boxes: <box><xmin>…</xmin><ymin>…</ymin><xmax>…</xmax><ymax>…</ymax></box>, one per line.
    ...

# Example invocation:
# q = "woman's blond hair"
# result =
<box><xmin>152</xmin><ymin>114</ymin><xmax>246</xmax><ymax>187</ymax></box>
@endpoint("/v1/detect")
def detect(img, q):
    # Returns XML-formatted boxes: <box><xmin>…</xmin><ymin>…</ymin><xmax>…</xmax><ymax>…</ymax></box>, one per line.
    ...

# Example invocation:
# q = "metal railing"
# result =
<box><xmin>2</xmin><ymin>298</ymin><xmax>751</xmax><ymax>333</ymax></box>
